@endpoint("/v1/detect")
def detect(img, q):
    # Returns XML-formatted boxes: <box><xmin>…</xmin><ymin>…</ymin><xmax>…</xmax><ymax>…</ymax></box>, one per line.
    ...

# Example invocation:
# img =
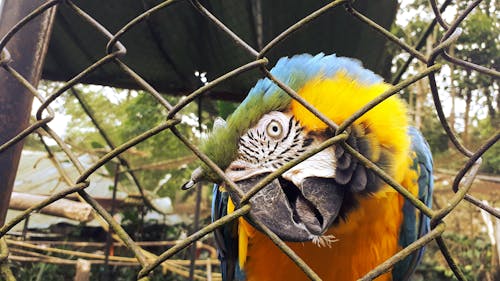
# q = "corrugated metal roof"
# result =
<box><xmin>14</xmin><ymin>151</ymin><xmax>129</xmax><ymax>198</ymax></box>
<box><xmin>42</xmin><ymin>0</ymin><xmax>398</xmax><ymax>101</ymax></box>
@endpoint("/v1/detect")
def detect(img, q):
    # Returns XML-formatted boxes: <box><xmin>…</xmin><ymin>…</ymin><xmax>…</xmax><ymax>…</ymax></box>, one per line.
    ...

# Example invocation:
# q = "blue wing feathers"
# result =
<box><xmin>393</xmin><ymin>127</ymin><xmax>434</xmax><ymax>280</ymax></box>
<box><xmin>212</xmin><ymin>184</ymin><xmax>244</xmax><ymax>281</ymax></box>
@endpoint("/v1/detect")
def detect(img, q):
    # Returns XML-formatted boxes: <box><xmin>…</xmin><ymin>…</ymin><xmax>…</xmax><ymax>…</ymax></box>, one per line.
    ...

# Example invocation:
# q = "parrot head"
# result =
<box><xmin>183</xmin><ymin>53</ymin><xmax>409</xmax><ymax>243</ymax></box>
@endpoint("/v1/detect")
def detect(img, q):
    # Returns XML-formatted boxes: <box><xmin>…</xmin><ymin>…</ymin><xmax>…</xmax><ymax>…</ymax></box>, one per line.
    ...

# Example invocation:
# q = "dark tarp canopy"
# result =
<box><xmin>41</xmin><ymin>0</ymin><xmax>398</xmax><ymax>101</ymax></box>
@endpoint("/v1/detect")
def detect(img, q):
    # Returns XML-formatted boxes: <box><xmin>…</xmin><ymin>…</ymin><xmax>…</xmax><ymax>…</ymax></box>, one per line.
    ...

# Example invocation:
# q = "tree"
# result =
<box><xmin>452</xmin><ymin>2</ymin><xmax>499</xmax><ymax>146</ymax></box>
<box><xmin>392</xmin><ymin>0</ymin><xmax>499</xmax><ymax>153</ymax></box>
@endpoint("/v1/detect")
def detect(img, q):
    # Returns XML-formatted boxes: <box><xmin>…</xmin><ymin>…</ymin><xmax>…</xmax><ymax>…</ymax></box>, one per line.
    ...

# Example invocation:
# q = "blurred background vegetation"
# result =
<box><xmin>9</xmin><ymin>0</ymin><xmax>499</xmax><ymax>280</ymax></box>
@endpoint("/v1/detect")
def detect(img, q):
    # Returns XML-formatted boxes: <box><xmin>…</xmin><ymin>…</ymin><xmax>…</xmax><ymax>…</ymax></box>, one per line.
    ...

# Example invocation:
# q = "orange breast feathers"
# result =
<box><xmin>241</xmin><ymin>188</ymin><xmax>404</xmax><ymax>281</ymax></box>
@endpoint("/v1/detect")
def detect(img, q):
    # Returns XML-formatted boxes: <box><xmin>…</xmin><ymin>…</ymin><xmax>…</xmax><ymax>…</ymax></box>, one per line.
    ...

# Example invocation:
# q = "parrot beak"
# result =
<box><xmin>226</xmin><ymin>173</ymin><xmax>345</xmax><ymax>242</ymax></box>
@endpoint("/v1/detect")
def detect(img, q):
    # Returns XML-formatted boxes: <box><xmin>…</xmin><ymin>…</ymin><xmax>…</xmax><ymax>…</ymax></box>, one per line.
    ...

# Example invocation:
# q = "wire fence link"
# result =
<box><xmin>0</xmin><ymin>0</ymin><xmax>498</xmax><ymax>280</ymax></box>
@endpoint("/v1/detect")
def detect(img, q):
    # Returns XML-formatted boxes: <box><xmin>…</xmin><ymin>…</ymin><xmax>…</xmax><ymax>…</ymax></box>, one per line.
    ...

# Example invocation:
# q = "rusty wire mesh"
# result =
<box><xmin>0</xmin><ymin>0</ymin><xmax>499</xmax><ymax>280</ymax></box>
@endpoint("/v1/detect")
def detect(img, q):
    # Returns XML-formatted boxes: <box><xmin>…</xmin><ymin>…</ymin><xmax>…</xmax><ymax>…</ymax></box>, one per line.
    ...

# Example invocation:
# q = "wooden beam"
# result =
<box><xmin>9</xmin><ymin>192</ymin><xmax>94</xmax><ymax>222</ymax></box>
<box><xmin>74</xmin><ymin>259</ymin><xmax>91</xmax><ymax>281</ymax></box>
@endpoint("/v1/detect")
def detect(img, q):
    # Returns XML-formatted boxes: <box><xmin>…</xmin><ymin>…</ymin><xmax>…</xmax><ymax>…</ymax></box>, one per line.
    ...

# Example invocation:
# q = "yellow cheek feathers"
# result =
<box><xmin>291</xmin><ymin>71</ymin><xmax>410</xmax><ymax>183</ymax></box>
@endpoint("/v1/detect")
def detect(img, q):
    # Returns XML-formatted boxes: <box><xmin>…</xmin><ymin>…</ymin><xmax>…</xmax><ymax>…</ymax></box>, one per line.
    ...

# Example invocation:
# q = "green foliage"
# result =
<box><xmin>452</xmin><ymin>7</ymin><xmax>499</xmax><ymax>125</ymax></box>
<box><xmin>471</xmin><ymin>119</ymin><xmax>500</xmax><ymax>174</ymax></box>
<box><xmin>22</xmin><ymin>134</ymin><xmax>46</xmax><ymax>151</ymax></box>
<box><xmin>419</xmin><ymin>107</ymin><xmax>449</xmax><ymax>154</ymax></box>
<box><xmin>46</xmin><ymin>85</ymin><xmax>206</xmax><ymax>200</ymax></box>
<box><xmin>214</xmin><ymin>100</ymin><xmax>238</xmax><ymax>120</ymax></box>
<box><xmin>10</xmin><ymin>262</ymin><xmax>75</xmax><ymax>281</ymax></box>
<box><xmin>9</xmin><ymin>257</ymin><xmax>185</xmax><ymax>281</ymax></box>
<box><xmin>9</xmin><ymin>212</ymin><xmax>195</xmax><ymax>281</ymax></box>
<box><xmin>482</xmin><ymin>143</ymin><xmax>500</xmax><ymax>174</ymax></box>
<box><xmin>458</xmin><ymin>9</ymin><xmax>499</xmax><ymax>68</ymax></box>
<box><xmin>117</xmin><ymin>93</ymin><xmax>196</xmax><ymax>198</ymax></box>
<box><xmin>392</xmin><ymin>1</ymin><xmax>499</xmax><ymax>172</ymax></box>
<box><xmin>417</xmin><ymin>233</ymin><xmax>494</xmax><ymax>281</ymax></box>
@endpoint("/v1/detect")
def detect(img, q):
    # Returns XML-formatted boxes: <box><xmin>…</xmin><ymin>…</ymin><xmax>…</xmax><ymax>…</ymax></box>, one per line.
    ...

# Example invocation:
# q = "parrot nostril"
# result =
<box><xmin>279</xmin><ymin>177</ymin><xmax>324</xmax><ymax>234</ymax></box>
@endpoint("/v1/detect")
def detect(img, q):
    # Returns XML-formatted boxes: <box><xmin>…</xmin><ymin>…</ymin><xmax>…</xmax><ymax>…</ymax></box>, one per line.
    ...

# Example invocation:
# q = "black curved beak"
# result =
<box><xmin>227</xmin><ymin>174</ymin><xmax>345</xmax><ymax>242</ymax></box>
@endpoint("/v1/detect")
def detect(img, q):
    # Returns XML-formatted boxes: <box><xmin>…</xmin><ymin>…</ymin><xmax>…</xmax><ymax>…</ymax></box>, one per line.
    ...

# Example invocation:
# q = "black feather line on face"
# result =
<box><xmin>248</xmin><ymin>131</ymin><xmax>256</xmax><ymax>141</ymax></box>
<box><xmin>282</xmin><ymin>117</ymin><xmax>294</xmax><ymax>140</ymax></box>
<box><xmin>239</xmin><ymin>152</ymin><xmax>256</xmax><ymax>163</ymax></box>
<box><xmin>239</xmin><ymin>140</ymin><xmax>260</xmax><ymax>157</ymax></box>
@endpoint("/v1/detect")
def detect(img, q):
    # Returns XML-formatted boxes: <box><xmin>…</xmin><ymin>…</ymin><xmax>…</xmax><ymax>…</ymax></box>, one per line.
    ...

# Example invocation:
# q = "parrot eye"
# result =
<box><xmin>266</xmin><ymin>120</ymin><xmax>283</xmax><ymax>139</ymax></box>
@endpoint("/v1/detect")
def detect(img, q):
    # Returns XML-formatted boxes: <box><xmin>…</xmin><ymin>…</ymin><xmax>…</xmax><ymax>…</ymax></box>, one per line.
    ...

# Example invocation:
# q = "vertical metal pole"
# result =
<box><xmin>189</xmin><ymin>97</ymin><xmax>204</xmax><ymax>280</ymax></box>
<box><xmin>21</xmin><ymin>215</ymin><xmax>30</xmax><ymax>240</ymax></box>
<box><xmin>0</xmin><ymin>0</ymin><xmax>56</xmax><ymax>225</ymax></box>
<box><xmin>104</xmin><ymin>163</ymin><xmax>120</xmax><ymax>281</ymax></box>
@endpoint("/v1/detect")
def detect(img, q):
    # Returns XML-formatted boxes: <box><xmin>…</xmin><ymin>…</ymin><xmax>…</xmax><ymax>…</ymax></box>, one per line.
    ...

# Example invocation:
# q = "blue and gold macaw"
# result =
<box><xmin>183</xmin><ymin>53</ymin><xmax>433</xmax><ymax>281</ymax></box>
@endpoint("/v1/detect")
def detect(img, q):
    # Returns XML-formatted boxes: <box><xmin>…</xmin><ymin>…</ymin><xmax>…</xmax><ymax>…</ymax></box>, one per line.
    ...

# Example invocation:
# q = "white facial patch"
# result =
<box><xmin>282</xmin><ymin>143</ymin><xmax>336</xmax><ymax>187</ymax></box>
<box><xmin>225</xmin><ymin>111</ymin><xmax>336</xmax><ymax>184</ymax></box>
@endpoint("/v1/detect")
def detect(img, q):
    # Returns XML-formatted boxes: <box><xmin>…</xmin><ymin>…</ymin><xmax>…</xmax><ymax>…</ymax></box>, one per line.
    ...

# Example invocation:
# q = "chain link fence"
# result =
<box><xmin>0</xmin><ymin>0</ymin><xmax>499</xmax><ymax>280</ymax></box>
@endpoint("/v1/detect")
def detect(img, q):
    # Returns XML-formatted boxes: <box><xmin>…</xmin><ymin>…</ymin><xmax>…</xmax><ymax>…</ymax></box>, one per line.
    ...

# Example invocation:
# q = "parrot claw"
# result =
<box><xmin>312</xmin><ymin>234</ymin><xmax>339</xmax><ymax>248</ymax></box>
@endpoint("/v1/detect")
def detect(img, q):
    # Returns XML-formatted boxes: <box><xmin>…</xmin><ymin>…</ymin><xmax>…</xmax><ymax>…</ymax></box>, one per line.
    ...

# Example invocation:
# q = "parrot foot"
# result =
<box><xmin>312</xmin><ymin>234</ymin><xmax>339</xmax><ymax>248</ymax></box>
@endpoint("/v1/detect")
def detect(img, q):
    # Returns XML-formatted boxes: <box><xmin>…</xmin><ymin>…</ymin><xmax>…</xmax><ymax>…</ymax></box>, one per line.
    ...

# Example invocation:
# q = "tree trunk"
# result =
<box><xmin>448</xmin><ymin>45</ymin><xmax>457</xmax><ymax>149</ymax></box>
<box><xmin>463</xmin><ymin>87</ymin><xmax>472</xmax><ymax>146</ymax></box>
<box><xmin>415</xmin><ymin>74</ymin><xmax>424</xmax><ymax>129</ymax></box>
<box><xmin>485</xmin><ymin>78</ymin><xmax>499</xmax><ymax>128</ymax></box>
<box><xmin>413</xmin><ymin>31</ymin><xmax>434</xmax><ymax>129</ymax></box>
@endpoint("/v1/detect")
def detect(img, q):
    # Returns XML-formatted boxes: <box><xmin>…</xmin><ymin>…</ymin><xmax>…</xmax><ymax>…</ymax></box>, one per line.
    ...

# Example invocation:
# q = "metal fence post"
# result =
<box><xmin>0</xmin><ymin>0</ymin><xmax>56</xmax><ymax>225</ymax></box>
